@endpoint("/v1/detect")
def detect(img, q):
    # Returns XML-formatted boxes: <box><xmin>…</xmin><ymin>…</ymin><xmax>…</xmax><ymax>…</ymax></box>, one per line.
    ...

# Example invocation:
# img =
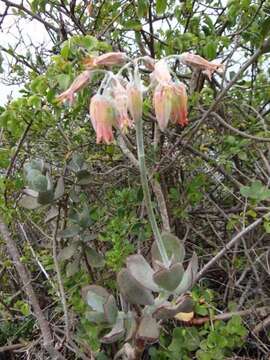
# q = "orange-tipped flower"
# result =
<box><xmin>152</xmin><ymin>59</ymin><xmax>172</xmax><ymax>84</ymax></box>
<box><xmin>153</xmin><ymin>84</ymin><xmax>174</xmax><ymax>131</ymax></box>
<box><xmin>171</xmin><ymin>82</ymin><xmax>188</xmax><ymax>127</ymax></box>
<box><xmin>113</xmin><ymin>80</ymin><xmax>132</xmax><ymax>133</ymax></box>
<box><xmin>180</xmin><ymin>53</ymin><xmax>223</xmax><ymax>80</ymax></box>
<box><xmin>89</xmin><ymin>94</ymin><xmax>116</xmax><ymax>144</ymax></box>
<box><xmin>57</xmin><ymin>70</ymin><xmax>91</xmax><ymax>104</ymax></box>
<box><xmin>127</xmin><ymin>83</ymin><xmax>143</xmax><ymax>123</ymax></box>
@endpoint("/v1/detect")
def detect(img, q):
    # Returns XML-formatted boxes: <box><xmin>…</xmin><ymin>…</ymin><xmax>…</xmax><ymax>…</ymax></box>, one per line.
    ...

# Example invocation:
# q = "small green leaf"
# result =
<box><xmin>156</xmin><ymin>0</ymin><xmax>167</xmax><ymax>14</ymax></box>
<box><xmin>124</xmin><ymin>20</ymin><xmax>142</xmax><ymax>31</ymax></box>
<box><xmin>261</xmin><ymin>17</ymin><xmax>270</xmax><ymax>39</ymax></box>
<box><xmin>240</xmin><ymin>181</ymin><xmax>270</xmax><ymax>201</ymax></box>
<box><xmin>61</xmin><ymin>44</ymin><xmax>70</xmax><ymax>59</ymax></box>
<box><xmin>137</xmin><ymin>0</ymin><xmax>149</xmax><ymax>18</ymax></box>
<box><xmin>203</xmin><ymin>42</ymin><xmax>217</xmax><ymax>60</ymax></box>
<box><xmin>56</xmin><ymin>74</ymin><xmax>71</xmax><ymax>91</ymax></box>
<box><xmin>264</xmin><ymin>219</ymin><xmax>270</xmax><ymax>233</ymax></box>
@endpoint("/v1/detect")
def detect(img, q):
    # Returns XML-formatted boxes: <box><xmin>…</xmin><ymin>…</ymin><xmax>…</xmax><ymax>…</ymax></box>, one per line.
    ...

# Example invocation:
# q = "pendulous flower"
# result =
<box><xmin>89</xmin><ymin>94</ymin><xmax>116</xmax><ymax>144</ymax></box>
<box><xmin>57</xmin><ymin>70</ymin><xmax>92</xmax><ymax>104</ymax></box>
<box><xmin>170</xmin><ymin>82</ymin><xmax>188</xmax><ymax>127</ymax></box>
<box><xmin>153</xmin><ymin>81</ymin><xmax>189</xmax><ymax>131</ymax></box>
<box><xmin>153</xmin><ymin>84</ymin><xmax>174</xmax><ymax>131</ymax></box>
<box><xmin>180</xmin><ymin>53</ymin><xmax>223</xmax><ymax>80</ymax></box>
<box><xmin>152</xmin><ymin>59</ymin><xmax>172</xmax><ymax>84</ymax></box>
<box><xmin>112</xmin><ymin>80</ymin><xmax>132</xmax><ymax>133</ymax></box>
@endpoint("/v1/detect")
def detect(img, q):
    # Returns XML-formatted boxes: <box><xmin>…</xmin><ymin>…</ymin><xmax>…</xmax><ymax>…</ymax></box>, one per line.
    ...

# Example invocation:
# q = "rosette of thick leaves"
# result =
<box><xmin>83</xmin><ymin>285</ymin><xmax>160</xmax><ymax>345</ymax></box>
<box><xmin>19</xmin><ymin>159</ymin><xmax>64</xmax><ymax>209</ymax></box>
<box><xmin>117</xmin><ymin>232</ymin><xmax>198</xmax><ymax>302</ymax></box>
<box><xmin>82</xmin><ymin>285</ymin><xmax>125</xmax><ymax>344</ymax></box>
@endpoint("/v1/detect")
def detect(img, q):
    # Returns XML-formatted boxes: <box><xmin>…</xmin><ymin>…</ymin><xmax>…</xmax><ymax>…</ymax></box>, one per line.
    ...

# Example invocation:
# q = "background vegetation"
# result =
<box><xmin>1</xmin><ymin>0</ymin><xmax>270</xmax><ymax>359</ymax></box>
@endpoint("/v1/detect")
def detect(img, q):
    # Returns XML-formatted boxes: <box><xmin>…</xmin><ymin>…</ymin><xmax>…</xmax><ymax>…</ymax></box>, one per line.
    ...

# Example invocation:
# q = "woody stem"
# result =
<box><xmin>135</xmin><ymin>117</ymin><xmax>169</xmax><ymax>266</ymax></box>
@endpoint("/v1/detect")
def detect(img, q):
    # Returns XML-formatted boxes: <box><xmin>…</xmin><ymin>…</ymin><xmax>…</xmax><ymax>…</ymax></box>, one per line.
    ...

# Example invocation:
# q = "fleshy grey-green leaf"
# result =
<box><xmin>54</xmin><ymin>176</ymin><xmax>65</xmax><ymax>199</ymax></box>
<box><xmin>153</xmin><ymin>263</ymin><xmax>184</xmax><ymax>292</ymax></box>
<box><xmin>151</xmin><ymin>232</ymin><xmax>185</xmax><ymax>269</ymax></box>
<box><xmin>174</xmin><ymin>253</ymin><xmax>198</xmax><ymax>295</ymax></box>
<box><xmin>153</xmin><ymin>295</ymin><xmax>194</xmax><ymax>320</ymax></box>
<box><xmin>58</xmin><ymin>243</ymin><xmax>78</xmax><ymax>261</ymax></box>
<box><xmin>136</xmin><ymin>316</ymin><xmax>159</xmax><ymax>344</ymax></box>
<box><xmin>103</xmin><ymin>295</ymin><xmax>118</xmax><ymax>324</ymax></box>
<box><xmin>86</xmin><ymin>247</ymin><xmax>105</xmax><ymax>268</ymax></box>
<box><xmin>126</xmin><ymin>254</ymin><xmax>160</xmax><ymax>292</ymax></box>
<box><xmin>101</xmin><ymin>317</ymin><xmax>125</xmax><ymax>344</ymax></box>
<box><xmin>18</xmin><ymin>195</ymin><xmax>40</xmax><ymax>209</ymax></box>
<box><xmin>117</xmin><ymin>269</ymin><xmax>154</xmax><ymax>305</ymax></box>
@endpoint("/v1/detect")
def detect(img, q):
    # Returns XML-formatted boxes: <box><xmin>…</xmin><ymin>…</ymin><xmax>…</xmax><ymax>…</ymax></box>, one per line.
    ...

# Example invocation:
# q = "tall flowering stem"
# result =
<box><xmin>135</xmin><ymin>117</ymin><xmax>169</xmax><ymax>267</ymax></box>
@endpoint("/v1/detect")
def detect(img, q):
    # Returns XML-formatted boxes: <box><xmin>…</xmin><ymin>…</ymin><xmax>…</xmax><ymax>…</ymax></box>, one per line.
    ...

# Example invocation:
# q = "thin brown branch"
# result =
<box><xmin>188</xmin><ymin>306</ymin><xmax>270</xmax><ymax>326</ymax></box>
<box><xmin>196</xmin><ymin>212</ymin><xmax>270</xmax><ymax>281</ymax></box>
<box><xmin>53</xmin><ymin>207</ymin><xmax>70</xmax><ymax>341</ymax></box>
<box><xmin>211</xmin><ymin>111</ymin><xmax>270</xmax><ymax>142</ymax></box>
<box><xmin>1</xmin><ymin>0</ymin><xmax>59</xmax><ymax>32</ymax></box>
<box><xmin>0</xmin><ymin>216</ymin><xmax>65</xmax><ymax>360</ymax></box>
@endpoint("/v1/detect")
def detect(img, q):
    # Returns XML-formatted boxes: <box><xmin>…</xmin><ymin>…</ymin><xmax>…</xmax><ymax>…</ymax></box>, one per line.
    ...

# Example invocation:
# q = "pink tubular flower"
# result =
<box><xmin>127</xmin><ymin>83</ymin><xmax>143</xmax><ymax>123</ymax></box>
<box><xmin>57</xmin><ymin>70</ymin><xmax>91</xmax><ymax>104</ymax></box>
<box><xmin>180</xmin><ymin>53</ymin><xmax>223</xmax><ymax>80</ymax></box>
<box><xmin>142</xmin><ymin>56</ymin><xmax>155</xmax><ymax>71</ymax></box>
<box><xmin>89</xmin><ymin>94</ymin><xmax>116</xmax><ymax>144</ymax></box>
<box><xmin>94</xmin><ymin>52</ymin><xmax>128</xmax><ymax>67</ymax></box>
<box><xmin>170</xmin><ymin>82</ymin><xmax>188</xmax><ymax>127</ymax></box>
<box><xmin>152</xmin><ymin>59</ymin><xmax>172</xmax><ymax>84</ymax></box>
<box><xmin>153</xmin><ymin>84</ymin><xmax>174</xmax><ymax>131</ymax></box>
<box><xmin>113</xmin><ymin>81</ymin><xmax>132</xmax><ymax>133</ymax></box>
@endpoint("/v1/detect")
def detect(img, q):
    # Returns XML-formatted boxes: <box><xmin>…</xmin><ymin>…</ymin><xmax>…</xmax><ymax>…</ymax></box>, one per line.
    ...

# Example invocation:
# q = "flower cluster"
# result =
<box><xmin>58</xmin><ymin>51</ymin><xmax>222</xmax><ymax>143</ymax></box>
<box><xmin>152</xmin><ymin>59</ymin><xmax>188</xmax><ymax>130</ymax></box>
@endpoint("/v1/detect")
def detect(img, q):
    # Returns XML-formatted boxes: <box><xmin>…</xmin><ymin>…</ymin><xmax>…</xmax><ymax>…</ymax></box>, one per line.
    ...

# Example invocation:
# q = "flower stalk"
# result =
<box><xmin>135</xmin><ymin>117</ymin><xmax>169</xmax><ymax>267</ymax></box>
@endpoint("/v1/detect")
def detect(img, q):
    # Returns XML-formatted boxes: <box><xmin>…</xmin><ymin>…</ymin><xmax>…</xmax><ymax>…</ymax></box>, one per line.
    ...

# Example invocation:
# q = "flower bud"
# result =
<box><xmin>94</xmin><ymin>52</ymin><xmax>128</xmax><ymax>67</ymax></box>
<box><xmin>127</xmin><ymin>83</ymin><xmax>143</xmax><ymax>123</ymax></box>
<box><xmin>180</xmin><ymin>53</ymin><xmax>223</xmax><ymax>80</ymax></box>
<box><xmin>57</xmin><ymin>70</ymin><xmax>91</xmax><ymax>104</ymax></box>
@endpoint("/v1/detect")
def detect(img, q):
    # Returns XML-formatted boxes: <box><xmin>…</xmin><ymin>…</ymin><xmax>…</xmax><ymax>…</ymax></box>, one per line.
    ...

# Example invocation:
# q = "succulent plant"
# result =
<box><xmin>83</xmin><ymin>232</ymin><xmax>198</xmax><ymax>356</ymax></box>
<box><xmin>67</xmin><ymin>153</ymin><xmax>92</xmax><ymax>185</ymax></box>
<box><xmin>19</xmin><ymin>159</ymin><xmax>64</xmax><ymax>209</ymax></box>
